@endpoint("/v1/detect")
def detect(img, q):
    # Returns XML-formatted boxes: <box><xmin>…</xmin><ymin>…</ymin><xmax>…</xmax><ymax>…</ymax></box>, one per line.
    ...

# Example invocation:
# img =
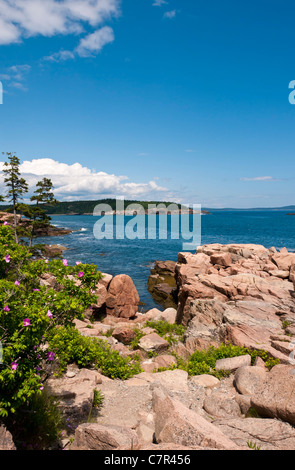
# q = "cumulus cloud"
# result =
<box><xmin>0</xmin><ymin>158</ymin><xmax>168</xmax><ymax>201</ymax></box>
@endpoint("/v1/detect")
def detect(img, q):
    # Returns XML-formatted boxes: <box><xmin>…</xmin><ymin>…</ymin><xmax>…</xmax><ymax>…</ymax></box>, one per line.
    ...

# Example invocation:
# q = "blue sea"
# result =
<box><xmin>35</xmin><ymin>211</ymin><xmax>295</xmax><ymax>311</ymax></box>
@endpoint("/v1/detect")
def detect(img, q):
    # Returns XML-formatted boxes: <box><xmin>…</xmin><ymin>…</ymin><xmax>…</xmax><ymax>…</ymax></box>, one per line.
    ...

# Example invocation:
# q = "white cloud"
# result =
<box><xmin>0</xmin><ymin>16</ymin><xmax>20</xmax><ymax>44</ymax></box>
<box><xmin>152</xmin><ymin>0</ymin><xmax>168</xmax><ymax>6</ymax></box>
<box><xmin>43</xmin><ymin>26</ymin><xmax>115</xmax><ymax>62</ymax></box>
<box><xmin>240</xmin><ymin>176</ymin><xmax>278</xmax><ymax>182</ymax></box>
<box><xmin>163</xmin><ymin>10</ymin><xmax>176</xmax><ymax>19</ymax></box>
<box><xmin>0</xmin><ymin>64</ymin><xmax>31</xmax><ymax>90</ymax></box>
<box><xmin>0</xmin><ymin>158</ymin><xmax>168</xmax><ymax>201</ymax></box>
<box><xmin>43</xmin><ymin>49</ymin><xmax>75</xmax><ymax>62</ymax></box>
<box><xmin>0</xmin><ymin>0</ymin><xmax>120</xmax><ymax>60</ymax></box>
<box><xmin>75</xmin><ymin>26</ymin><xmax>114</xmax><ymax>57</ymax></box>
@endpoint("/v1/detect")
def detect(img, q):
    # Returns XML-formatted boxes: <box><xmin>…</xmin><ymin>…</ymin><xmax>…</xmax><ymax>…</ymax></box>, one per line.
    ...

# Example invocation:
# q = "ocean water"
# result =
<box><xmin>34</xmin><ymin>211</ymin><xmax>295</xmax><ymax>311</ymax></box>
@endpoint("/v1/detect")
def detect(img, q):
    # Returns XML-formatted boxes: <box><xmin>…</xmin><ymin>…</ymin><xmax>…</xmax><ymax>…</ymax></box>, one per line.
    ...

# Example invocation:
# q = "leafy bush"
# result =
<box><xmin>46</xmin><ymin>326</ymin><xmax>142</xmax><ymax>380</ymax></box>
<box><xmin>185</xmin><ymin>343</ymin><xmax>280</xmax><ymax>378</ymax></box>
<box><xmin>0</xmin><ymin>224</ymin><xmax>102</xmax><ymax>417</ymax></box>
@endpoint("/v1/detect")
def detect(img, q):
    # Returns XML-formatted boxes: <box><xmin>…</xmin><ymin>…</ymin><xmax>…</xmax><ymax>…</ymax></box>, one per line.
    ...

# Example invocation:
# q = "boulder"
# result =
<box><xmin>71</xmin><ymin>423</ymin><xmax>139</xmax><ymax>450</ymax></box>
<box><xmin>203</xmin><ymin>388</ymin><xmax>242</xmax><ymax>419</ymax></box>
<box><xmin>189</xmin><ymin>374</ymin><xmax>220</xmax><ymax>389</ymax></box>
<box><xmin>250</xmin><ymin>364</ymin><xmax>295</xmax><ymax>425</ymax></box>
<box><xmin>153</xmin><ymin>260</ymin><xmax>176</xmax><ymax>274</ymax></box>
<box><xmin>112</xmin><ymin>327</ymin><xmax>137</xmax><ymax>345</ymax></box>
<box><xmin>271</xmin><ymin>251</ymin><xmax>295</xmax><ymax>272</ymax></box>
<box><xmin>234</xmin><ymin>366</ymin><xmax>267</xmax><ymax>396</ymax></box>
<box><xmin>141</xmin><ymin>355</ymin><xmax>177</xmax><ymax>372</ymax></box>
<box><xmin>153</xmin><ymin>354</ymin><xmax>177</xmax><ymax>370</ymax></box>
<box><xmin>215</xmin><ymin>355</ymin><xmax>251</xmax><ymax>372</ymax></box>
<box><xmin>210</xmin><ymin>252</ymin><xmax>232</xmax><ymax>267</ymax></box>
<box><xmin>92</xmin><ymin>283</ymin><xmax>108</xmax><ymax>313</ymax></box>
<box><xmin>214</xmin><ymin>417</ymin><xmax>295</xmax><ymax>450</ymax></box>
<box><xmin>152</xmin><ymin>387</ymin><xmax>240</xmax><ymax>450</ymax></box>
<box><xmin>106</xmin><ymin>274</ymin><xmax>140</xmax><ymax>319</ymax></box>
<box><xmin>138</xmin><ymin>333</ymin><xmax>169</xmax><ymax>354</ymax></box>
<box><xmin>157</xmin><ymin>307</ymin><xmax>177</xmax><ymax>324</ymax></box>
<box><xmin>144</xmin><ymin>308</ymin><xmax>163</xmax><ymax>321</ymax></box>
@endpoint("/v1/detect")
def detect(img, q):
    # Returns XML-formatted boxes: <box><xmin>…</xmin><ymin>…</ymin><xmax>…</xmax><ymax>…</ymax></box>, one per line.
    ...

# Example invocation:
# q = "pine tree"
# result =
<box><xmin>30</xmin><ymin>178</ymin><xmax>57</xmax><ymax>206</ymax></box>
<box><xmin>17</xmin><ymin>203</ymin><xmax>51</xmax><ymax>248</ymax></box>
<box><xmin>2</xmin><ymin>152</ymin><xmax>28</xmax><ymax>243</ymax></box>
<box><xmin>20</xmin><ymin>177</ymin><xmax>58</xmax><ymax>247</ymax></box>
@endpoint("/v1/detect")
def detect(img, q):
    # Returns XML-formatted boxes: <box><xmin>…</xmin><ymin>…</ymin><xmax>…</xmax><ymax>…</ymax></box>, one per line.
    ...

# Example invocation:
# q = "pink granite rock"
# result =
<box><xmin>106</xmin><ymin>274</ymin><xmax>140</xmax><ymax>319</ymax></box>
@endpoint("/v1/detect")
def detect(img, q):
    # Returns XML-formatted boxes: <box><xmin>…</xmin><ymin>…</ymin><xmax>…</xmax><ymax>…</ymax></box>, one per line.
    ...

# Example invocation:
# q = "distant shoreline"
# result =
<box><xmin>49</xmin><ymin>210</ymin><xmax>210</xmax><ymax>216</ymax></box>
<box><xmin>1</xmin><ymin>198</ymin><xmax>295</xmax><ymax>216</ymax></box>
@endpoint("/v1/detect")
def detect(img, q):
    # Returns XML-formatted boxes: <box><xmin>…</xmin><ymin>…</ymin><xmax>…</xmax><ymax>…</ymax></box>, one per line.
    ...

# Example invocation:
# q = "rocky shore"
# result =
<box><xmin>0</xmin><ymin>211</ymin><xmax>72</xmax><ymax>237</ymax></box>
<box><xmin>3</xmin><ymin>242</ymin><xmax>295</xmax><ymax>451</ymax></box>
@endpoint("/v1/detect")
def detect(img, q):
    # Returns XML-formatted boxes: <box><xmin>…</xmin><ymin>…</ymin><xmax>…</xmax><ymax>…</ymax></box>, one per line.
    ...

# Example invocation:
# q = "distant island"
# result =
<box><xmin>0</xmin><ymin>199</ymin><xmax>210</xmax><ymax>215</ymax></box>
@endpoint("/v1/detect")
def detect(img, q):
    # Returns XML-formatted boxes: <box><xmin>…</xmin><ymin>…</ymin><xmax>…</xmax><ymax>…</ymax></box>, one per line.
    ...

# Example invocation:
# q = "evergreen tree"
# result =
<box><xmin>17</xmin><ymin>203</ymin><xmax>51</xmax><ymax>247</ymax></box>
<box><xmin>30</xmin><ymin>178</ymin><xmax>57</xmax><ymax>206</ymax></box>
<box><xmin>2</xmin><ymin>152</ymin><xmax>28</xmax><ymax>243</ymax></box>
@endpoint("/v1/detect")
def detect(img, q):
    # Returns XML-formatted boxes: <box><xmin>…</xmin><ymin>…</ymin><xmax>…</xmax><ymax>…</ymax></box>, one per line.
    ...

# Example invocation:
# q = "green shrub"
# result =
<box><xmin>185</xmin><ymin>343</ymin><xmax>280</xmax><ymax>378</ymax></box>
<box><xmin>46</xmin><ymin>326</ymin><xmax>142</xmax><ymax>380</ymax></box>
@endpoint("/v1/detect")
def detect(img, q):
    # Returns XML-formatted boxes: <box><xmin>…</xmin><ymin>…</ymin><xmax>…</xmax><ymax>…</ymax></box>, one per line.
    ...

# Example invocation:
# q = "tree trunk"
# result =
<box><xmin>13</xmin><ymin>206</ymin><xmax>18</xmax><ymax>244</ymax></box>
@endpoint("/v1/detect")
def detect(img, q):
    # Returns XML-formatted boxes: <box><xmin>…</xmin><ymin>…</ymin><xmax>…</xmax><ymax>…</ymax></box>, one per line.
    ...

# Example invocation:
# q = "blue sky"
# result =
<box><xmin>0</xmin><ymin>0</ymin><xmax>294</xmax><ymax>208</ymax></box>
